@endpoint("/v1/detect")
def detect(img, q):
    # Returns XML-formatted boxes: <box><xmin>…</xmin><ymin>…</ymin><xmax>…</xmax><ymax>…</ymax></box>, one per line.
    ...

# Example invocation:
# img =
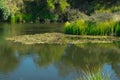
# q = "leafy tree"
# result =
<box><xmin>0</xmin><ymin>0</ymin><xmax>10</xmax><ymax>21</ymax></box>
<box><xmin>0</xmin><ymin>0</ymin><xmax>119</xmax><ymax>22</ymax></box>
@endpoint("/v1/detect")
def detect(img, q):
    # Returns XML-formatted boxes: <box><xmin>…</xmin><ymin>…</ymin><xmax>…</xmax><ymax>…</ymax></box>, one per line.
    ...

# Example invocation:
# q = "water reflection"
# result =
<box><xmin>113</xmin><ymin>64</ymin><xmax>120</xmax><ymax>79</ymax></box>
<box><xmin>0</xmin><ymin>23</ymin><xmax>64</xmax><ymax>36</ymax></box>
<box><xmin>0</xmin><ymin>43</ymin><xmax>19</xmax><ymax>74</ymax></box>
<box><xmin>0</xmin><ymin>24</ymin><xmax>120</xmax><ymax>80</ymax></box>
<box><xmin>0</xmin><ymin>42</ymin><xmax>120</xmax><ymax>80</ymax></box>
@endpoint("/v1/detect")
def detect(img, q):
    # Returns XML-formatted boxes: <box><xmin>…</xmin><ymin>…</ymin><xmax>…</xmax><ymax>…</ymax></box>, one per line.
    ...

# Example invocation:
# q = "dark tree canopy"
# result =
<box><xmin>0</xmin><ymin>0</ymin><xmax>119</xmax><ymax>22</ymax></box>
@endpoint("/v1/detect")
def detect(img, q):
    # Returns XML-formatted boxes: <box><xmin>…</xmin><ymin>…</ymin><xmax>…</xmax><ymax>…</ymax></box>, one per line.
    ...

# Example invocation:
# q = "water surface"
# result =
<box><xmin>0</xmin><ymin>23</ymin><xmax>120</xmax><ymax>80</ymax></box>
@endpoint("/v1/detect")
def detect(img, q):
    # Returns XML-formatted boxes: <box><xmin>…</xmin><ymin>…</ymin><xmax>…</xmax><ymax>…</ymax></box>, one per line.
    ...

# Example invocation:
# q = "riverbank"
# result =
<box><xmin>6</xmin><ymin>33</ymin><xmax>120</xmax><ymax>45</ymax></box>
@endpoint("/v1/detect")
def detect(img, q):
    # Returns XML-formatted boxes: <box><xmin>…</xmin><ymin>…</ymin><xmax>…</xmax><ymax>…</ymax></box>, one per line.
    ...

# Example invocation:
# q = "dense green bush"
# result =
<box><xmin>65</xmin><ymin>20</ymin><xmax>120</xmax><ymax>36</ymax></box>
<box><xmin>41</xmin><ymin>13</ymin><xmax>58</xmax><ymax>23</ymax></box>
<box><xmin>15</xmin><ymin>13</ymin><xmax>23</xmax><ymax>22</ymax></box>
<box><xmin>0</xmin><ymin>0</ymin><xmax>120</xmax><ymax>23</ymax></box>
<box><xmin>10</xmin><ymin>15</ymin><xmax>16</xmax><ymax>23</ymax></box>
<box><xmin>7</xmin><ymin>13</ymin><xmax>33</xmax><ymax>23</ymax></box>
<box><xmin>22</xmin><ymin>14</ymin><xmax>32</xmax><ymax>22</ymax></box>
<box><xmin>68</xmin><ymin>0</ymin><xmax>120</xmax><ymax>14</ymax></box>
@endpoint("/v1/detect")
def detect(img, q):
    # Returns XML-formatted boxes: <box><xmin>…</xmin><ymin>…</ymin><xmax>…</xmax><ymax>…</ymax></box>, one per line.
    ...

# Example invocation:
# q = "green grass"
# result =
<box><xmin>65</xmin><ymin>20</ymin><xmax>120</xmax><ymax>36</ymax></box>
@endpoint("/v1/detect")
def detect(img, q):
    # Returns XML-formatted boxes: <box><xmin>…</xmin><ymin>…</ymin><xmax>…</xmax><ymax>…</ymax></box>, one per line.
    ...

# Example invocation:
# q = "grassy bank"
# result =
<box><xmin>65</xmin><ymin>20</ymin><xmax>120</xmax><ymax>36</ymax></box>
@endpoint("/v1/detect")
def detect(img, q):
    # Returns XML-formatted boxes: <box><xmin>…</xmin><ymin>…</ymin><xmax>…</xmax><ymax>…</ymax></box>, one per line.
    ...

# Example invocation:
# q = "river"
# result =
<box><xmin>0</xmin><ymin>23</ymin><xmax>120</xmax><ymax>80</ymax></box>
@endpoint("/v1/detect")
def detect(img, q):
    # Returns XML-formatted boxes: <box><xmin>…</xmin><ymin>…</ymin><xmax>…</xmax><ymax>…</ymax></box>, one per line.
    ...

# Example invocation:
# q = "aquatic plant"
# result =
<box><xmin>65</xmin><ymin>20</ymin><xmax>120</xmax><ymax>36</ymax></box>
<box><xmin>115</xmin><ymin>21</ymin><xmax>120</xmax><ymax>36</ymax></box>
<box><xmin>65</xmin><ymin>19</ymin><xmax>87</xmax><ymax>35</ymax></box>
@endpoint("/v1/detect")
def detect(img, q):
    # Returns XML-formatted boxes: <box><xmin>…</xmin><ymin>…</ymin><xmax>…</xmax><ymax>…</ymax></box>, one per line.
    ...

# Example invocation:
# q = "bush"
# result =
<box><xmin>90</xmin><ymin>12</ymin><xmax>114</xmax><ymax>22</ymax></box>
<box><xmin>10</xmin><ymin>15</ymin><xmax>16</xmax><ymax>23</ymax></box>
<box><xmin>15</xmin><ymin>13</ymin><xmax>23</xmax><ymax>22</ymax></box>
<box><xmin>42</xmin><ymin>14</ymin><xmax>58</xmax><ymax>22</ymax></box>
<box><xmin>62</xmin><ymin>9</ymin><xmax>89</xmax><ymax>22</ymax></box>
<box><xmin>22</xmin><ymin>14</ymin><xmax>32</xmax><ymax>22</ymax></box>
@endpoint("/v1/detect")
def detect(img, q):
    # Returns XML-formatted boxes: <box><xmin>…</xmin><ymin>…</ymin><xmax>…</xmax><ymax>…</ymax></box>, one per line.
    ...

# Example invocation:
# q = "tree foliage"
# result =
<box><xmin>0</xmin><ymin>0</ymin><xmax>10</xmax><ymax>21</ymax></box>
<box><xmin>0</xmin><ymin>0</ymin><xmax>119</xmax><ymax>22</ymax></box>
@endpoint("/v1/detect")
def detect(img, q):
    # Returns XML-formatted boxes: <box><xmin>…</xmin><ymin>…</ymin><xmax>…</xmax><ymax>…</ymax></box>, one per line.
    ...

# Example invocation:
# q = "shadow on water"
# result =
<box><xmin>0</xmin><ymin>23</ymin><xmax>64</xmax><ymax>36</ymax></box>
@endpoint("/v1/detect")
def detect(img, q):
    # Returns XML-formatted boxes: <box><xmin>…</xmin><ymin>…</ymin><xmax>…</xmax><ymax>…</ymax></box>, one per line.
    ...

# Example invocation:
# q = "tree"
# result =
<box><xmin>0</xmin><ymin>0</ymin><xmax>10</xmax><ymax>21</ymax></box>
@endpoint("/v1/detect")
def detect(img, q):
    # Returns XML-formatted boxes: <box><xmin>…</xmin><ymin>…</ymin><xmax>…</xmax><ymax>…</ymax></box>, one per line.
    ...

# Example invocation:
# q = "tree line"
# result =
<box><xmin>0</xmin><ymin>0</ymin><xmax>119</xmax><ymax>23</ymax></box>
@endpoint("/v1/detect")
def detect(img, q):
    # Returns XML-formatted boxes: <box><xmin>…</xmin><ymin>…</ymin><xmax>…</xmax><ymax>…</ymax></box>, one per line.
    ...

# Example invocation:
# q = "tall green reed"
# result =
<box><xmin>65</xmin><ymin>20</ymin><xmax>120</xmax><ymax>36</ymax></box>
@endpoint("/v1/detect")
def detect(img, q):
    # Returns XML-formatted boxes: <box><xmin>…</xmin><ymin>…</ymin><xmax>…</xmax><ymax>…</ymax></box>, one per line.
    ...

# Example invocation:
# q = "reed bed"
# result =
<box><xmin>65</xmin><ymin>20</ymin><xmax>120</xmax><ymax>36</ymax></box>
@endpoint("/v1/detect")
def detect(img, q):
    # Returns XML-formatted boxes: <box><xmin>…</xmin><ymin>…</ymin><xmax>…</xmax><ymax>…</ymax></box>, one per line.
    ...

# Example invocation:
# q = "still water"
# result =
<box><xmin>0</xmin><ymin>23</ymin><xmax>120</xmax><ymax>80</ymax></box>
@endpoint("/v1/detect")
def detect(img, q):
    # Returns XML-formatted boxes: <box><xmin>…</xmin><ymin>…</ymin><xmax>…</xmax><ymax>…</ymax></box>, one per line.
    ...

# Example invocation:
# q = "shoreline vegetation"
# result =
<box><xmin>0</xmin><ymin>0</ymin><xmax>120</xmax><ymax>40</ymax></box>
<box><xmin>0</xmin><ymin>0</ymin><xmax>120</xmax><ymax>80</ymax></box>
<box><xmin>6</xmin><ymin>33</ymin><xmax>120</xmax><ymax>45</ymax></box>
<box><xmin>65</xmin><ymin>20</ymin><xmax>120</xmax><ymax>36</ymax></box>
<box><xmin>0</xmin><ymin>0</ymin><xmax>120</xmax><ymax>23</ymax></box>
<box><xmin>1</xmin><ymin>0</ymin><xmax>120</xmax><ymax>44</ymax></box>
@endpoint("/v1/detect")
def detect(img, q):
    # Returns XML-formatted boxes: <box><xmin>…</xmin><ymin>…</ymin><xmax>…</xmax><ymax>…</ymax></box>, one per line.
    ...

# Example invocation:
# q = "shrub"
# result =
<box><xmin>10</xmin><ymin>14</ymin><xmax>16</xmax><ymax>23</ymax></box>
<box><xmin>63</xmin><ymin>9</ymin><xmax>89</xmax><ymax>22</ymax></box>
<box><xmin>43</xmin><ymin>14</ymin><xmax>58</xmax><ymax>22</ymax></box>
<box><xmin>90</xmin><ymin>12</ymin><xmax>114</xmax><ymax>22</ymax></box>
<box><xmin>15</xmin><ymin>13</ymin><xmax>23</xmax><ymax>22</ymax></box>
<box><xmin>22</xmin><ymin>14</ymin><xmax>32</xmax><ymax>22</ymax></box>
<box><xmin>7</xmin><ymin>13</ymin><xmax>34</xmax><ymax>23</ymax></box>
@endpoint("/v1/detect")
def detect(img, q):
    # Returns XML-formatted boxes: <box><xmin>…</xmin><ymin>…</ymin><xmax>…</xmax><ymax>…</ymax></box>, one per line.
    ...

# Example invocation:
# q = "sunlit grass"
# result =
<box><xmin>65</xmin><ymin>20</ymin><xmax>120</xmax><ymax>36</ymax></box>
<box><xmin>65</xmin><ymin>20</ymin><xmax>87</xmax><ymax>35</ymax></box>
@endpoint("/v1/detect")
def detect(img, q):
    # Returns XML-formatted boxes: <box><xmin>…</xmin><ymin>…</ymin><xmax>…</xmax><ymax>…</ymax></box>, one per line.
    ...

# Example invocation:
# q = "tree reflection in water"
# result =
<box><xmin>1</xmin><ymin>40</ymin><xmax>120</xmax><ymax>79</ymax></box>
<box><xmin>0</xmin><ymin>43</ymin><xmax>19</xmax><ymax>73</ymax></box>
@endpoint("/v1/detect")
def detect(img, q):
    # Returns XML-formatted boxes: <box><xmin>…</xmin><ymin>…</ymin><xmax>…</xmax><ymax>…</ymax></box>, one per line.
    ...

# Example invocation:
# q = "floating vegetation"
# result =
<box><xmin>6</xmin><ymin>33</ymin><xmax>120</xmax><ymax>45</ymax></box>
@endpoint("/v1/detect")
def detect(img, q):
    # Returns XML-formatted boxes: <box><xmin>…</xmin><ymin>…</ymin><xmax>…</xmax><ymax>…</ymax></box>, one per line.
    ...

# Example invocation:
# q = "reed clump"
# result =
<box><xmin>65</xmin><ymin>20</ymin><xmax>120</xmax><ymax>36</ymax></box>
